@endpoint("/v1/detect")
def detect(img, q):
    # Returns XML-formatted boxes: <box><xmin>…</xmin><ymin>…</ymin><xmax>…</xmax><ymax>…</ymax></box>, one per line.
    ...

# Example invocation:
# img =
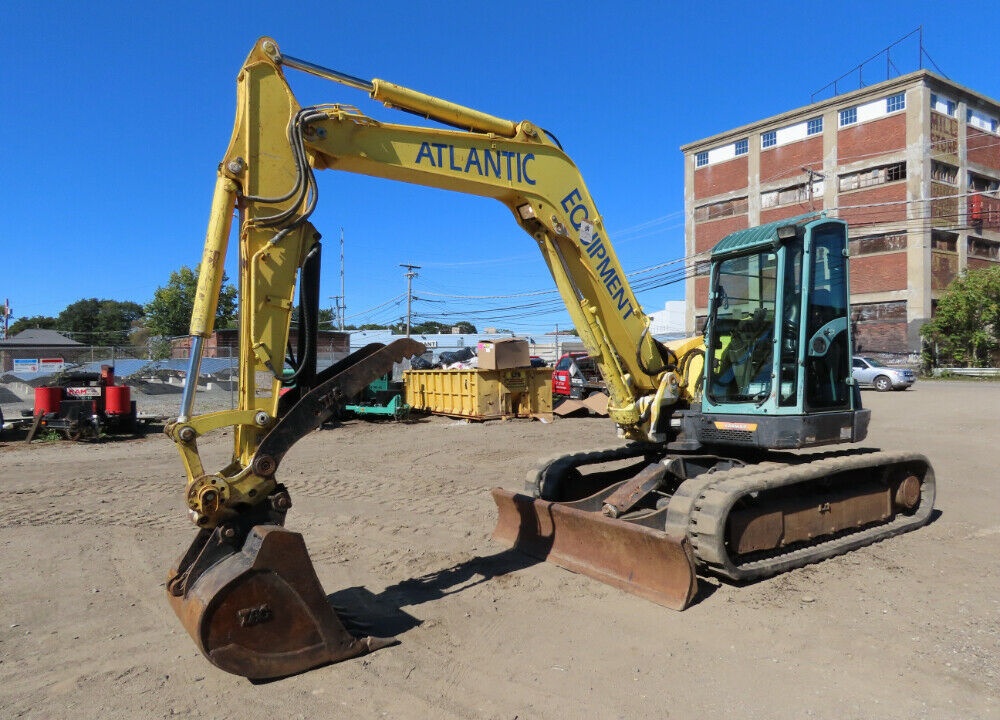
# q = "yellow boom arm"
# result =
<box><xmin>168</xmin><ymin>37</ymin><xmax>689</xmax><ymax>528</ymax></box>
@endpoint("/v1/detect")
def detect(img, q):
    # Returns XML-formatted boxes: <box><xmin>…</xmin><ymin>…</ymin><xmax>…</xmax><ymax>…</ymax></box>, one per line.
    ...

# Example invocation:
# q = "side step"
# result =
<box><xmin>490</xmin><ymin>488</ymin><xmax>698</xmax><ymax>611</ymax></box>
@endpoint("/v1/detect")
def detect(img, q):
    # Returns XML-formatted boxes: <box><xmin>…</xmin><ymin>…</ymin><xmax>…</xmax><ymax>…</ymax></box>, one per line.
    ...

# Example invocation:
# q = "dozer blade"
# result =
<box><xmin>168</xmin><ymin>525</ymin><xmax>396</xmax><ymax>680</ymax></box>
<box><xmin>490</xmin><ymin>489</ymin><xmax>698</xmax><ymax>611</ymax></box>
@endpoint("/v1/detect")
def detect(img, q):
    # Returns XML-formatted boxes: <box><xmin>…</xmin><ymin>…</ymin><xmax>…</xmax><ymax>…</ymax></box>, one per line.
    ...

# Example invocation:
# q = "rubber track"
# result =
<box><xmin>673</xmin><ymin>449</ymin><xmax>936</xmax><ymax>582</ymax></box>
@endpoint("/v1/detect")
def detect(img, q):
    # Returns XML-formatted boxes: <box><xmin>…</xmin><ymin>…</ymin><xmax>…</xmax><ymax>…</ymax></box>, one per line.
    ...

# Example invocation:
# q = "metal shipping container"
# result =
<box><xmin>404</xmin><ymin>367</ymin><xmax>552</xmax><ymax>420</ymax></box>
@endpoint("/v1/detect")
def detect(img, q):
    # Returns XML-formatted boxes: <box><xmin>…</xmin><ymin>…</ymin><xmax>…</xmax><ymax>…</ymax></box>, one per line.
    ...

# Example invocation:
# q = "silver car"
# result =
<box><xmin>852</xmin><ymin>356</ymin><xmax>916</xmax><ymax>391</ymax></box>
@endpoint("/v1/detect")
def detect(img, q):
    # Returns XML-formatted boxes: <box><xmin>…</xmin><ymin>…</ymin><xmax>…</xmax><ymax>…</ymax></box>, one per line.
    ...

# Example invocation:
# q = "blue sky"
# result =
<box><xmin>3</xmin><ymin>1</ymin><xmax>999</xmax><ymax>336</ymax></box>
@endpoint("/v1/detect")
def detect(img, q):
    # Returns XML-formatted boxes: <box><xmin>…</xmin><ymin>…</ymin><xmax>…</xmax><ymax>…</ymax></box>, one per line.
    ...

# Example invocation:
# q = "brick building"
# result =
<box><xmin>682</xmin><ymin>70</ymin><xmax>1000</xmax><ymax>355</ymax></box>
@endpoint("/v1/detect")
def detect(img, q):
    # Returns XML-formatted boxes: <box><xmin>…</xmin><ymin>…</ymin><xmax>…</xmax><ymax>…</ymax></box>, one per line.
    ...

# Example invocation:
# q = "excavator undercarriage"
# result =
<box><xmin>168</xmin><ymin>429</ymin><xmax>935</xmax><ymax>679</ymax></box>
<box><xmin>492</xmin><ymin>446</ymin><xmax>935</xmax><ymax>609</ymax></box>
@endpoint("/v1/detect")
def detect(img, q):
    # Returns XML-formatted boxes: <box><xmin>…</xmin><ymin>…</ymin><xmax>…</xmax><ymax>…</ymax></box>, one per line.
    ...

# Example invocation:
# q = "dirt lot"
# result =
<box><xmin>1</xmin><ymin>380</ymin><xmax>998</xmax><ymax>719</ymax></box>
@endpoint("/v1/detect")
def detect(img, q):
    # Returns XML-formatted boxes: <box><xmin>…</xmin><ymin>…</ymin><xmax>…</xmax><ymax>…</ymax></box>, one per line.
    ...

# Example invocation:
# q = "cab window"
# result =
<box><xmin>803</xmin><ymin>224</ymin><xmax>850</xmax><ymax>409</ymax></box>
<box><xmin>706</xmin><ymin>250</ymin><xmax>778</xmax><ymax>404</ymax></box>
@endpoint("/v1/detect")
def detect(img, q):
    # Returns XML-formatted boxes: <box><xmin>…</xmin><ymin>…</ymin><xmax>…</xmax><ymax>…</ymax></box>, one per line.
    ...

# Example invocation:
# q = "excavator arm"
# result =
<box><xmin>269</xmin><ymin>41</ymin><xmax>671</xmax><ymax>413</ymax></box>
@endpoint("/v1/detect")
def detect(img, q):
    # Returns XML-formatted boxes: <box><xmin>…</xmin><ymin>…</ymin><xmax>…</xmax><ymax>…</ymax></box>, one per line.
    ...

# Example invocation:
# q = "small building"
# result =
<box><xmin>682</xmin><ymin>70</ymin><xmax>1000</xmax><ymax>355</ymax></box>
<box><xmin>0</xmin><ymin>329</ymin><xmax>83</xmax><ymax>373</ymax></box>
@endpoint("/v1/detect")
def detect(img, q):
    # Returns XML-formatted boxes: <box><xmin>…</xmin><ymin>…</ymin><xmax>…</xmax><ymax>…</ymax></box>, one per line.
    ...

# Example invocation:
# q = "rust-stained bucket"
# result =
<box><xmin>490</xmin><ymin>489</ymin><xmax>698</xmax><ymax>611</ymax></box>
<box><xmin>167</xmin><ymin>525</ymin><xmax>395</xmax><ymax>680</ymax></box>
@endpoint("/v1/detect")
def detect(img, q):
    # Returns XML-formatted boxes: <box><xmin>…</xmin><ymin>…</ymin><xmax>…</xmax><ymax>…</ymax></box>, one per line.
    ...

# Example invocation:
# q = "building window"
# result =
<box><xmin>931</xmin><ymin>161</ymin><xmax>957</xmax><ymax>184</ymax></box>
<box><xmin>967</xmin><ymin>108</ymin><xmax>1000</xmax><ymax>133</ymax></box>
<box><xmin>886</xmin><ymin>92</ymin><xmax>906</xmax><ymax>113</ymax></box>
<box><xmin>968</xmin><ymin>172</ymin><xmax>1000</xmax><ymax>195</ymax></box>
<box><xmin>839</xmin><ymin>107</ymin><xmax>857</xmax><ymax>126</ymax></box>
<box><xmin>694</xmin><ymin>197</ymin><xmax>748</xmax><ymax>222</ymax></box>
<box><xmin>839</xmin><ymin>162</ymin><xmax>907</xmax><ymax>191</ymax></box>
<box><xmin>931</xmin><ymin>231</ymin><xmax>957</xmax><ymax>252</ymax></box>
<box><xmin>734</xmin><ymin>138</ymin><xmax>748</xmax><ymax>156</ymax></box>
<box><xmin>696</xmin><ymin>151</ymin><xmax>708</xmax><ymax>167</ymax></box>
<box><xmin>849</xmin><ymin>232</ymin><xmax>908</xmax><ymax>256</ymax></box>
<box><xmin>968</xmin><ymin>236</ymin><xmax>1000</xmax><ymax>261</ymax></box>
<box><xmin>931</xmin><ymin>93</ymin><xmax>956</xmax><ymax>117</ymax></box>
<box><xmin>761</xmin><ymin>130</ymin><xmax>776</xmax><ymax>148</ymax></box>
<box><xmin>761</xmin><ymin>180</ymin><xmax>824</xmax><ymax>209</ymax></box>
<box><xmin>807</xmin><ymin>117</ymin><xmax>823</xmax><ymax>135</ymax></box>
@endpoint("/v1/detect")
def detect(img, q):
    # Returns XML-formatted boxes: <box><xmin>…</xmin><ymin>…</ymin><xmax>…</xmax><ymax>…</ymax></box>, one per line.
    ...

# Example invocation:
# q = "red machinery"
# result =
<box><xmin>32</xmin><ymin>365</ymin><xmax>137</xmax><ymax>440</ymax></box>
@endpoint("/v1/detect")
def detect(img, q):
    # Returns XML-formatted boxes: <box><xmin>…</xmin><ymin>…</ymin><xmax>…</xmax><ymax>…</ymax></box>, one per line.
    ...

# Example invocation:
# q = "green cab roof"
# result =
<box><xmin>711</xmin><ymin>212</ymin><xmax>829</xmax><ymax>260</ymax></box>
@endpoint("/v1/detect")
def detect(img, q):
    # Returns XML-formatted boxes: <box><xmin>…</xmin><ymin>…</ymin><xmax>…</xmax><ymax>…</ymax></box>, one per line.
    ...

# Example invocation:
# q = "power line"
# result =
<box><xmin>343</xmin><ymin>186</ymin><xmax>997</xmax><ymax>330</ymax></box>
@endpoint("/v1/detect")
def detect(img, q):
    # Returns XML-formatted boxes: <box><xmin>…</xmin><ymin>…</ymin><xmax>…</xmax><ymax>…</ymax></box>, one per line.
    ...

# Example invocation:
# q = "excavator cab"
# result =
<box><xmin>680</xmin><ymin>214</ymin><xmax>870</xmax><ymax>450</ymax></box>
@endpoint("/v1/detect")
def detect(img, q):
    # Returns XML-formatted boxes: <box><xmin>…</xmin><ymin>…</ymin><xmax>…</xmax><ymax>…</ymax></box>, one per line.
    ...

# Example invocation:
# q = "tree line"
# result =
<box><xmin>6</xmin><ymin>266</ymin><xmax>477</xmax><ymax>356</ymax></box>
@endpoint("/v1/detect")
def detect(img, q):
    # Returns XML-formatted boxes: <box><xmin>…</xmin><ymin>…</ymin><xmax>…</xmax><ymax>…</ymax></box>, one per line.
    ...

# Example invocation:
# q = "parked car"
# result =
<box><xmin>529</xmin><ymin>355</ymin><xmax>547</xmax><ymax>368</ymax></box>
<box><xmin>552</xmin><ymin>352</ymin><xmax>606</xmax><ymax>399</ymax></box>
<box><xmin>852</xmin><ymin>356</ymin><xmax>916</xmax><ymax>391</ymax></box>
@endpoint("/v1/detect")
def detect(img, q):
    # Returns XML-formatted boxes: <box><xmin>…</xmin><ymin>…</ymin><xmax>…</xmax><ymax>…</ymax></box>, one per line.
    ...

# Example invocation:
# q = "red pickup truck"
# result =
<box><xmin>551</xmin><ymin>352</ymin><xmax>606</xmax><ymax>399</ymax></box>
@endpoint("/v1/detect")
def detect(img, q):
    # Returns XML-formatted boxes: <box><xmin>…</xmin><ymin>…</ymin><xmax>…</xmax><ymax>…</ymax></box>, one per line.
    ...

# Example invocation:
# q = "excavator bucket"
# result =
<box><xmin>490</xmin><ymin>489</ymin><xmax>698</xmax><ymax>611</ymax></box>
<box><xmin>168</xmin><ymin>525</ymin><xmax>395</xmax><ymax>680</ymax></box>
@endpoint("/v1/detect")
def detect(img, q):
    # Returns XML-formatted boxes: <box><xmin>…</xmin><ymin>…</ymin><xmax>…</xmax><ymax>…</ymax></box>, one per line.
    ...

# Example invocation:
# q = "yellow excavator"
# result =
<box><xmin>165</xmin><ymin>38</ymin><xmax>936</xmax><ymax>680</ymax></box>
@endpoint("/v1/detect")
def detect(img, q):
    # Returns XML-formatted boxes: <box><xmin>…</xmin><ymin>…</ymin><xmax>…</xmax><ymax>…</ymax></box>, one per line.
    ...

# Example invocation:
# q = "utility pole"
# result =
<box><xmin>400</xmin><ymin>263</ymin><xmax>420</xmax><ymax>338</ymax></box>
<box><xmin>1</xmin><ymin>299</ymin><xmax>9</xmax><ymax>340</ymax></box>
<box><xmin>329</xmin><ymin>296</ymin><xmax>342</xmax><ymax>329</ymax></box>
<box><xmin>339</xmin><ymin>228</ymin><xmax>346</xmax><ymax>330</ymax></box>
<box><xmin>803</xmin><ymin>166</ymin><xmax>826</xmax><ymax>211</ymax></box>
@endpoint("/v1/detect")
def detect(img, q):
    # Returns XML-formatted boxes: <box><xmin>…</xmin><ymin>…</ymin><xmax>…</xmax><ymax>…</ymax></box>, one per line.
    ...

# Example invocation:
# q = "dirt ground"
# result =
<box><xmin>1</xmin><ymin>380</ymin><xmax>998</xmax><ymax>720</ymax></box>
